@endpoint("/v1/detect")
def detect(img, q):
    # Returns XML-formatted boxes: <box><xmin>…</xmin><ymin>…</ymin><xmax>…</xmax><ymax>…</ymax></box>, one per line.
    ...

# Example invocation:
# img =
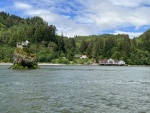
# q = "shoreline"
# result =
<box><xmin>0</xmin><ymin>63</ymin><xmax>98</xmax><ymax>66</ymax></box>
<box><xmin>0</xmin><ymin>63</ymin><xmax>65</xmax><ymax>66</ymax></box>
<box><xmin>38</xmin><ymin>63</ymin><xmax>66</xmax><ymax>66</ymax></box>
<box><xmin>0</xmin><ymin>63</ymin><xmax>13</xmax><ymax>65</ymax></box>
<box><xmin>0</xmin><ymin>63</ymin><xmax>149</xmax><ymax>67</ymax></box>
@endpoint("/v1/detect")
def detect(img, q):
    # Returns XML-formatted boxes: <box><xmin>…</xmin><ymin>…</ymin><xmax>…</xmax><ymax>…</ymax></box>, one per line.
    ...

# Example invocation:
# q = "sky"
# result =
<box><xmin>0</xmin><ymin>0</ymin><xmax>150</xmax><ymax>38</ymax></box>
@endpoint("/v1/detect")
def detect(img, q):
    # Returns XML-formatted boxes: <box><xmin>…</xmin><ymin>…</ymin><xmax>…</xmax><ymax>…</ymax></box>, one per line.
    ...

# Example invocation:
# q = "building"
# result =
<box><xmin>80</xmin><ymin>55</ymin><xmax>87</xmax><ymax>59</ymax></box>
<box><xmin>99</xmin><ymin>58</ymin><xmax>125</xmax><ymax>66</ymax></box>
<box><xmin>17</xmin><ymin>40</ymin><xmax>29</xmax><ymax>49</ymax></box>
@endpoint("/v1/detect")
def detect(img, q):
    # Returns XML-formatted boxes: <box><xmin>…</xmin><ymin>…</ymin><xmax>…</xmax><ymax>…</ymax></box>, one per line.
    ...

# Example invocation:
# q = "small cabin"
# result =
<box><xmin>80</xmin><ymin>55</ymin><xmax>87</xmax><ymax>59</ymax></box>
<box><xmin>17</xmin><ymin>40</ymin><xmax>29</xmax><ymax>49</ymax></box>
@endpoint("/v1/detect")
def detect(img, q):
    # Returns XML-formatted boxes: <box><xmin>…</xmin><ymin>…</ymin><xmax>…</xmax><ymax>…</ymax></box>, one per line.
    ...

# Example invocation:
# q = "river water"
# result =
<box><xmin>0</xmin><ymin>65</ymin><xmax>150</xmax><ymax>113</ymax></box>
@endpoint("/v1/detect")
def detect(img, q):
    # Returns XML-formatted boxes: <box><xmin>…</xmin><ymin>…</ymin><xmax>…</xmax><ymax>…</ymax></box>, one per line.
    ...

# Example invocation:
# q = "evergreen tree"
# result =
<box><xmin>80</xmin><ymin>40</ymin><xmax>88</xmax><ymax>53</ymax></box>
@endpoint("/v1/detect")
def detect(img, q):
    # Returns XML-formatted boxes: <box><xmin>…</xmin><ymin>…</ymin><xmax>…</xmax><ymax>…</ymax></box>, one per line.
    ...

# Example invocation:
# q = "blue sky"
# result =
<box><xmin>0</xmin><ymin>0</ymin><xmax>150</xmax><ymax>38</ymax></box>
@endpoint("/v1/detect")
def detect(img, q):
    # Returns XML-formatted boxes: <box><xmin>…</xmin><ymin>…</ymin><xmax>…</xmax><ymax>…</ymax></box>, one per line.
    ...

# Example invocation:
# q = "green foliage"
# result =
<box><xmin>1</xmin><ymin>12</ymin><xmax>150</xmax><ymax>65</ymax></box>
<box><xmin>58</xmin><ymin>58</ymin><xmax>69</xmax><ymax>64</ymax></box>
<box><xmin>80</xmin><ymin>40</ymin><xmax>88</xmax><ymax>53</ymax></box>
<box><xmin>11</xmin><ymin>64</ymin><xmax>38</xmax><ymax>69</ymax></box>
<box><xmin>0</xmin><ymin>46</ymin><xmax>14</xmax><ymax>62</ymax></box>
<box><xmin>73</xmin><ymin>58</ymin><xmax>92</xmax><ymax>64</ymax></box>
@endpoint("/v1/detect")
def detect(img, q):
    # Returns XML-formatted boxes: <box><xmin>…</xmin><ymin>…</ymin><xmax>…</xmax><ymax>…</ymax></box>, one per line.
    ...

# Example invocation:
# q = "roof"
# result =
<box><xmin>99</xmin><ymin>59</ymin><xmax>125</xmax><ymax>64</ymax></box>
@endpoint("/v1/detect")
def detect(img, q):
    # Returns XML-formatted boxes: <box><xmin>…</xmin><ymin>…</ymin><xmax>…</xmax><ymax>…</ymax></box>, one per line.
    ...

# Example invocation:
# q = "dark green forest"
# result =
<box><xmin>0</xmin><ymin>12</ymin><xmax>150</xmax><ymax>65</ymax></box>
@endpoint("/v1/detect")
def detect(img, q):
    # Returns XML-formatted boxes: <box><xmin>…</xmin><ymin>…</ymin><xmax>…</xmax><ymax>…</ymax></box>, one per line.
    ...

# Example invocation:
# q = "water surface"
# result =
<box><xmin>0</xmin><ymin>65</ymin><xmax>150</xmax><ymax>113</ymax></box>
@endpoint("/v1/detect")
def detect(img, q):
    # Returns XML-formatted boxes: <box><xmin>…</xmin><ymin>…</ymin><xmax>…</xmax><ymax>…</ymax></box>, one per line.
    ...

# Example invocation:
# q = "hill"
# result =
<box><xmin>0</xmin><ymin>11</ymin><xmax>150</xmax><ymax>65</ymax></box>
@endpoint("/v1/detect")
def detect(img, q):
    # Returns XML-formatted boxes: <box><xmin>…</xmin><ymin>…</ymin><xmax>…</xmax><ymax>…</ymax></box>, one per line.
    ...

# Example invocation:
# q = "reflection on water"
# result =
<box><xmin>0</xmin><ymin>65</ymin><xmax>150</xmax><ymax>113</ymax></box>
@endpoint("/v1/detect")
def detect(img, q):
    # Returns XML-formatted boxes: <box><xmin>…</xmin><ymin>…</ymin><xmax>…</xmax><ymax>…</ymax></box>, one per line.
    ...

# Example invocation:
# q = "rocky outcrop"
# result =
<box><xmin>11</xmin><ymin>47</ymin><xmax>38</xmax><ymax>69</ymax></box>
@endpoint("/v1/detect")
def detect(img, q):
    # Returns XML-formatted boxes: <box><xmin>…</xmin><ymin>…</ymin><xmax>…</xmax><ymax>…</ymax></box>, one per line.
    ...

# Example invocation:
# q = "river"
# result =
<box><xmin>0</xmin><ymin>65</ymin><xmax>150</xmax><ymax>113</ymax></box>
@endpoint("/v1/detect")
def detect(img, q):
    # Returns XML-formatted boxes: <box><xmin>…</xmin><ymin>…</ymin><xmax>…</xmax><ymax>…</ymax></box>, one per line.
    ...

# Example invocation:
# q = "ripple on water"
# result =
<box><xmin>1</xmin><ymin>66</ymin><xmax>150</xmax><ymax>113</ymax></box>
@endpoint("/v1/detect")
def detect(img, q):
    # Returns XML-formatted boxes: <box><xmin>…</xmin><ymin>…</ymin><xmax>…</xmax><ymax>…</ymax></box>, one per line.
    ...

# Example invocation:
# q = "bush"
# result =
<box><xmin>51</xmin><ymin>59</ymin><xmax>58</xmax><ymax>64</ymax></box>
<box><xmin>58</xmin><ymin>58</ymin><xmax>69</xmax><ymax>64</ymax></box>
<box><xmin>11</xmin><ymin>64</ymin><xmax>38</xmax><ymax>69</ymax></box>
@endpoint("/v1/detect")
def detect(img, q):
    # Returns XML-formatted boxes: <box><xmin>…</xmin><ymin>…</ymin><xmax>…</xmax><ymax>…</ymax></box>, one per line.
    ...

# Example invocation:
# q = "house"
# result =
<box><xmin>108</xmin><ymin>59</ymin><xmax>115</xmax><ymax>64</ymax></box>
<box><xmin>80</xmin><ymin>55</ymin><xmax>87</xmax><ymax>59</ymax></box>
<box><xmin>99</xmin><ymin>58</ymin><xmax>125</xmax><ymax>66</ymax></box>
<box><xmin>17</xmin><ymin>40</ymin><xmax>29</xmax><ymax>49</ymax></box>
<box><xmin>99</xmin><ymin>59</ymin><xmax>108</xmax><ymax>64</ymax></box>
<box><xmin>118</xmin><ymin>60</ymin><xmax>125</xmax><ymax>65</ymax></box>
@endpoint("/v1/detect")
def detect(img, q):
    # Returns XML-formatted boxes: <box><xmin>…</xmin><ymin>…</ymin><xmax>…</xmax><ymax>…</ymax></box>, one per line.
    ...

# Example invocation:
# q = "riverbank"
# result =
<box><xmin>0</xmin><ymin>63</ymin><xmax>149</xmax><ymax>66</ymax></box>
<box><xmin>0</xmin><ymin>63</ymin><xmax>99</xmax><ymax>66</ymax></box>
<box><xmin>0</xmin><ymin>63</ymin><xmax>65</xmax><ymax>66</ymax></box>
<box><xmin>0</xmin><ymin>63</ymin><xmax>13</xmax><ymax>65</ymax></box>
<box><xmin>38</xmin><ymin>63</ymin><xmax>66</xmax><ymax>66</ymax></box>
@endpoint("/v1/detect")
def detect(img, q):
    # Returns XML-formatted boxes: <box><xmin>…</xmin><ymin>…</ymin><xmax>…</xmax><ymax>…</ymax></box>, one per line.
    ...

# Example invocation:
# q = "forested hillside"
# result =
<box><xmin>0</xmin><ymin>12</ymin><xmax>150</xmax><ymax>65</ymax></box>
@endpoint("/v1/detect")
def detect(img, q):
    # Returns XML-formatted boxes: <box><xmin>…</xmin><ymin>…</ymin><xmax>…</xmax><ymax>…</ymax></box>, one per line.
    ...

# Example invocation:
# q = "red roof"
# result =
<box><xmin>99</xmin><ymin>59</ymin><xmax>108</xmax><ymax>63</ymax></box>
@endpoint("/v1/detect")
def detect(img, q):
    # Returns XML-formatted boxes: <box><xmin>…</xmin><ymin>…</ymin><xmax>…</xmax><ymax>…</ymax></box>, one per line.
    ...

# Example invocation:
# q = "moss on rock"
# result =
<box><xmin>11</xmin><ymin>47</ymin><xmax>38</xmax><ymax>69</ymax></box>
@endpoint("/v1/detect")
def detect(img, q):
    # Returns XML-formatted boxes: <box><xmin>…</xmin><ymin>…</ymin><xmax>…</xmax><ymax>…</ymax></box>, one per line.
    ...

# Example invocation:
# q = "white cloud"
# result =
<box><xmin>14</xmin><ymin>2</ymin><xmax>32</xmax><ymax>10</ymax></box>
<box><xmin>10</xmin><ymin>0</ymin><xmax>150</xmax><ymax>37</ymax></box>
<box><xmin>110</xmin><ymin>0</ymin><xmax>150</xmax><ymax>8</ymax></box>
<box><xmin>81</xmin><ymin>0</ymin><xmax>150</xmax><ymax>29</ymax></box>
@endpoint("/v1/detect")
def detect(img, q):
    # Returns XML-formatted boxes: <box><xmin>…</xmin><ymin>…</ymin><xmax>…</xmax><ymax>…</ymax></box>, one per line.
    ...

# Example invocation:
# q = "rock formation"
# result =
<box><xmin>11</xmin><ymin>43</ymin><xmax>38</xmax><ymax>69</ymax></box>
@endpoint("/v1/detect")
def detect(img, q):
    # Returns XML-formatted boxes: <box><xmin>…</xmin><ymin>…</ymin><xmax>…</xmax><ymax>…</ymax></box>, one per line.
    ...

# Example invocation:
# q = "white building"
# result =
<box><xmin>80</xmin><ymin>55</ymin><xmax>87</xmax><ymax>59</ymax></box>
<box><xmin>99</xmin><ymin>58</ymin><xmax>126</xmax><ymax>66</ymax></box>
<box><xmin>17</xmin><ymin>40</ymin><xmax>29</xmax><ymax>48</ymax></box>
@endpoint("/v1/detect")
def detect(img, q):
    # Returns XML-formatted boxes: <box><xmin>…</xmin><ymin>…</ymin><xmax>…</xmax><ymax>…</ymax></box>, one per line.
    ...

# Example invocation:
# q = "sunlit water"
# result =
<box><xmin>0</xmin><ymin>65</ymin><xmax>150</xmax><ymax>113</ymax></box>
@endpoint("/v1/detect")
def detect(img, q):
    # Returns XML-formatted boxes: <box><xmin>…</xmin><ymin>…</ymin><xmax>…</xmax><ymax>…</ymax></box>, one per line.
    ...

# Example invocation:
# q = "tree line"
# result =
<box><xmin>0</xmin><ymin>12</ymin><xmax>150</xmax><ymax>65</ymax></box>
